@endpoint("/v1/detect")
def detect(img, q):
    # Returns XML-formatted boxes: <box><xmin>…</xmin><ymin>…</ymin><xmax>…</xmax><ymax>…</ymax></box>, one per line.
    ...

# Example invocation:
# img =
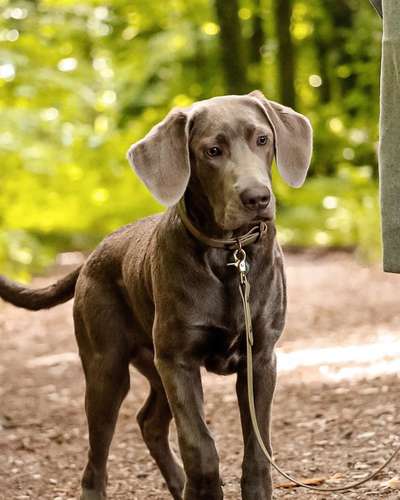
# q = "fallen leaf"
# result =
<box><xmin>329</xmin><ymin>472</ymin><xmax>344</xmax><ymax>481</ymax></box>
<box><xmin>382</xmin><ymin>477</ymin><xmax>400</xmax><ymax>489</ymax></box>
<box><xmin>275</xmin><ymin>476</ymin><xmax>326</xmax><ymax>489</ymax></box>
<box><xmin>357</xmin><ymin>431</ymin><xmax>375</xmax><ymax>440</ymax></box>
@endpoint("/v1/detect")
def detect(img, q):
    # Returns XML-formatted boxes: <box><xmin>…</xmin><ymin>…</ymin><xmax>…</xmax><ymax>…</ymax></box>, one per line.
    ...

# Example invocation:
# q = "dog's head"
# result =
<box><xmin>127</xmin><ymin>91</ymin><xmax>312</xmax><ymax>230</ymax></box>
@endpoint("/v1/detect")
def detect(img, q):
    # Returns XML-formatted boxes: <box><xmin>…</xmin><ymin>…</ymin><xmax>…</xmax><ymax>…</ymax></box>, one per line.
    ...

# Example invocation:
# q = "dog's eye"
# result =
<box><xmin>206</xmin><ymin>146</ymin><xmax>222</xmax><ymax>158</ymax></box>
<box><xmin>256</xmin><ymin>135</ymin><xmax>268</xmax><ymax>146</ymax></box>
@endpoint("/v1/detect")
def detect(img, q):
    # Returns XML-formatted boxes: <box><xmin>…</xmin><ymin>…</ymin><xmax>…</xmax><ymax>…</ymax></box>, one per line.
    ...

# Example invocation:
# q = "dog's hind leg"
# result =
<box><xmin>133</xmin><ymin>348</ymin><xmax>185</xmax><ymax>500</ymax></box>
<box><xmin>79</xmin><ymin>351</ymin><xmax>130</xmax><ymax>500</ymax></box>
<box><xmin>73</xmin><ymin>285</ymin><xmax>131</xmax><ymax>500</ymax></box>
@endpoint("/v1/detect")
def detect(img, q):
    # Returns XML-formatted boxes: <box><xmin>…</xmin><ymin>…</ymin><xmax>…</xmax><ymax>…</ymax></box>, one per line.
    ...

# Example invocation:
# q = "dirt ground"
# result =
<box><xmin>1</xmin><ymin>251</ymin><xmax>400</xmax><ymax>500</ymax></box>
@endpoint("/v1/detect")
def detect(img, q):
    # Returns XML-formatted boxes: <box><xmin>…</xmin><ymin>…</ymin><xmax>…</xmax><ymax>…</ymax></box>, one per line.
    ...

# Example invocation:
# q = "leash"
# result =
<box><xmin>176</xmin><ymin>200</ymin><xmax>400</xmax><ymax>492</ymax></box>
<box><xmin>230</xmin><ymin>247</ymin><xmax>400</xmax><ymax>493</ymax></box>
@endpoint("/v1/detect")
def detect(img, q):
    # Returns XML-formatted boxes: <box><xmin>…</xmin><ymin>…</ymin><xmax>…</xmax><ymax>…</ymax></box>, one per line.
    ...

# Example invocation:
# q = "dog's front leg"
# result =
<box><xmin>156</xmin><ymin>355</ymin><xmax>223</xmax><ymax>500</ymax></box>
<box><xmin>236</xmin><ymin>352</ymin><xmax>277</xmax><ymax>500</ymax></box>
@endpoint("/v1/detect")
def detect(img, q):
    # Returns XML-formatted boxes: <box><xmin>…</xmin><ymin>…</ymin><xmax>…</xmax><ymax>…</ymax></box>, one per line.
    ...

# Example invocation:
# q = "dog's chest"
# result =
<box><xmin>185</xmin><ymin>246</ymin><xmax>286</xmax><ymax>374</ymax></box>
<box><xmin>201</xmin><ymin>325</ymin><xmax>244</xmax><ymax>375</ymax></box>
<box><xmin>192</xmin><ymin>273</ymin><xmax>271</xmax><ymax>375</ymax></box>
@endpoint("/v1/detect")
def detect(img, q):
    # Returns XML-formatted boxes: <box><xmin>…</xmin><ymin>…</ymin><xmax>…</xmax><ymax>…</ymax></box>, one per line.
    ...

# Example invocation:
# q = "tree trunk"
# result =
<box><xmin>249</xmin><ymin>0</ymin><xmax>265</xmax><ymax>89</ymax></box>
<box><xmin>250</xmin><ymin>0</ymin><xmax>264</xmax><ymax>65</ymax></box>
<box><xmin>274</xmin><ymin>0</ymin><xmax>296</xmax><ymax>108</ymax></box>
<box><xmin>215</xmin><ymin>0</ymin><xmax>249</xmax><ymax>94</ymax></box>
<box><xmin>314</xmin><ymin>29</ymin><xmax>332</xmax><ymax>103</ymax></box>
<box><xmin>329</xmin><ymin>0</ymin><xmax>355</xmax><ymax>95</ymax></box>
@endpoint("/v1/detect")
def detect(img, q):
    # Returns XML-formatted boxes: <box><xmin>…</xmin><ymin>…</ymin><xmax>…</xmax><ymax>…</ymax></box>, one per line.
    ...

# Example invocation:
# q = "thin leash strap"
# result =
<box><xmin>235</xmin><ymin>252</ymin><xmax>400</xmax><ymax>493</ymax></box>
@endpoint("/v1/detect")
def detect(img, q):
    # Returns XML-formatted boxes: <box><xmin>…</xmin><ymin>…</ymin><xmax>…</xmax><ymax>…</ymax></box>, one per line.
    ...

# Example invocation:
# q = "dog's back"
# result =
<box><xmin>0</xmin><ymin>214</ymin><xmax>163</xmax><ymax>312</ymax></box>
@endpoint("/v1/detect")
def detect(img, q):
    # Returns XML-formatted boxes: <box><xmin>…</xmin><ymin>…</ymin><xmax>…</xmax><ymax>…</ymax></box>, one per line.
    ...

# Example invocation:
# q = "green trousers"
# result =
<box><xmin>379</xmin><ymin>1</ymin><xmax>400</xmax><ymax>273</ymax></box>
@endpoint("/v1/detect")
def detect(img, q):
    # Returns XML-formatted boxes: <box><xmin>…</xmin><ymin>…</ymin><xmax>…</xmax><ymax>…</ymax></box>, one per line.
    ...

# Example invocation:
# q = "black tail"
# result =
<box><xmin>0</xmin><ymin>266</ymin><xmax>82</xmax><ymax>311</ymax></box>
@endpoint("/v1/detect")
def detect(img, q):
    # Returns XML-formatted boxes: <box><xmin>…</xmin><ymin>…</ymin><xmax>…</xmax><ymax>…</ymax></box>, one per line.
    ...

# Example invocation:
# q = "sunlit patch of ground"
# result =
<box><xmin>278</xmin><ymin>331</ymin><xmax>400</xmax><ymax>382</ymax></box>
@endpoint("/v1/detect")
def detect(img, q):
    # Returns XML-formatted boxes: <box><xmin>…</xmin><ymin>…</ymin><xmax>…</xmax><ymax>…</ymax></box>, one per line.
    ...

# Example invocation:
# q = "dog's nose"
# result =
<box><xmin>240</xmin><ymin>186</ymin><xmax>271</xmax><ymax>211</ymax></box>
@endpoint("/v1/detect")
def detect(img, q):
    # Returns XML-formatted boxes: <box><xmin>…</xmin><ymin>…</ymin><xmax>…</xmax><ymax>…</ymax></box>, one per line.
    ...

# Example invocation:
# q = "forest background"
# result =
<box><xmin>0</xmin><ymin>0</ymin><xmax>382</xmax><ymax>277</ymax></box>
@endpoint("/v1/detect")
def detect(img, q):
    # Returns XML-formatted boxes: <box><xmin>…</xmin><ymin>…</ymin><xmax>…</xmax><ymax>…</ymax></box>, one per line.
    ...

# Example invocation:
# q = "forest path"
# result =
<box><xmin>1</xmin><ymin>252</ymin><xmax>400</xmax><ymax>499</ymax></box>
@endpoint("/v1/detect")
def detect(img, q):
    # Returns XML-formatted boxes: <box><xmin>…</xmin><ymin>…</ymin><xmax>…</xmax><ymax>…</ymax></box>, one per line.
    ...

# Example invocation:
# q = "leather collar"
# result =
<box><xmin>176</xmin><ymin>199</ymin><xmax>268</xmax><ymax>250</ymax></box>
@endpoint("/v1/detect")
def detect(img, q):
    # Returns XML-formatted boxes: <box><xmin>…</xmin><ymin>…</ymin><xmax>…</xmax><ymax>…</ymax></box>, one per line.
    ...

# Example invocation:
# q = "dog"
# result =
<box><xmin>0</xmin><ymin>90</ymin><xmax>312</xmax><ymax>500</ymax></box>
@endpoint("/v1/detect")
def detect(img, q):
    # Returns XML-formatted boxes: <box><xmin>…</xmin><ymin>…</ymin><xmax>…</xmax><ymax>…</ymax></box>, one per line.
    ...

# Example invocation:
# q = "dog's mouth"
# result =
<box><xmin>219</xmin><ymin>212</ymin><xmax>274</xmax><ymax>232</ymax></box>
<box><xmin>249</xmin><ymin>208</ymin><xmax>275</xmax><ymax>224</ymax></box>
<box><xmin>214</xmin><ymin>199</ymin><xmax>275</xmax><ymax>231</ymax></box>
<box><xmin>253</xmin><ymin>212</ymin><xmax>274</xmax><ymax>222</ymax></box>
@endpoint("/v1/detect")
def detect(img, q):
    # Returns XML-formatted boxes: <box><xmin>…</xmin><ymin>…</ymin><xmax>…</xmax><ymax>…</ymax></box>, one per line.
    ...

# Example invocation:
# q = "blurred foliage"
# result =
<box><xmin>0</xmin><ymin>0</ymin><xmax>382</xmax><ymax>277</ymax></box>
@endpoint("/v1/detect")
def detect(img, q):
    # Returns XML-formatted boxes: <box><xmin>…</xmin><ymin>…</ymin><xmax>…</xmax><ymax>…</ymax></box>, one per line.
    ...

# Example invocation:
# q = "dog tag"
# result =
<box><xmin>239</xmin><ymin>259</ymin><xmax>249</xmax><ymax>273</ymax></box>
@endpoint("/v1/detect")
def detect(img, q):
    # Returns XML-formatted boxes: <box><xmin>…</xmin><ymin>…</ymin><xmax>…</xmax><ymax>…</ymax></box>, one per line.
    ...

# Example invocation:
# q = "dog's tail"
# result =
<box><xmin>0</xmin><ymin>266</ymin><xmax>82</xmax><ymax>311</ymax></box>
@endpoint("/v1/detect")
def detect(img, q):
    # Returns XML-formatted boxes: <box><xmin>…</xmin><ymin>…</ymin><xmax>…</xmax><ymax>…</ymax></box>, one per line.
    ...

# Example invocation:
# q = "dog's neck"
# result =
<box><xmin>183</xmin><ymin>178</ymin><xmax>239</xmax><ymax>240</ymax></box>
<box><xmin>179</xmin><ymin>179</ymin><xmax>275</xmax><ymax>268</ymax></box>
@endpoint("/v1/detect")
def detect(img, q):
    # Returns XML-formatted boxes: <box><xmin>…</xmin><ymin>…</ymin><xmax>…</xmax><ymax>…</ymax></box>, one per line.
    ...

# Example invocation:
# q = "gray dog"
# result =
<box><xmin>0</xmin><ymin>90</ymin><xmax>312</xmax><ymax>500</ymax></box>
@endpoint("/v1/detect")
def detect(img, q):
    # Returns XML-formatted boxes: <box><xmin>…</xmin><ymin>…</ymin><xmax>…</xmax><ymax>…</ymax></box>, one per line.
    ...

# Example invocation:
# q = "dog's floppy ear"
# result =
<box><xmin>127</xmin><ymin>108</ymin><xmax>191</xmax><ymax>206</ymax></box>
<box><xmin>249</xmin><ymin>90</ymin><xmax>313</xmax><ymax>187</ymax></box>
